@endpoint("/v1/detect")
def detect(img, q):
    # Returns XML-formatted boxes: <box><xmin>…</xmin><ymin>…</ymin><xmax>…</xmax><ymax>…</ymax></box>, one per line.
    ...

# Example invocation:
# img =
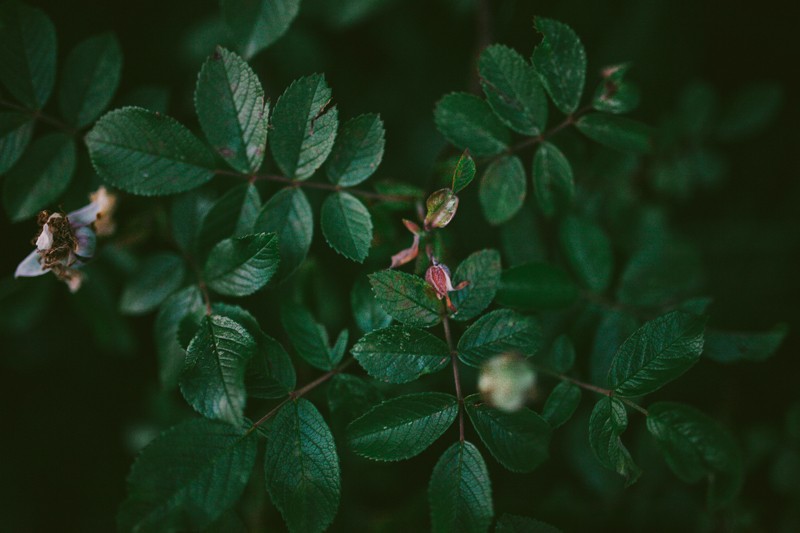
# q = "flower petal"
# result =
<box><xmin>15</xmin><ymin>250</ymin><xmax>48</xmax><ymax>277</ymax></box>
<box><xmin>67</xmin><ymin>202</ymin><xmax>100</xmax><ymax>227</ymax></box>
<box><xmin>74</xmin><ymin>226</ymin><xmax>96</xmax><ymax>258</ymax></box>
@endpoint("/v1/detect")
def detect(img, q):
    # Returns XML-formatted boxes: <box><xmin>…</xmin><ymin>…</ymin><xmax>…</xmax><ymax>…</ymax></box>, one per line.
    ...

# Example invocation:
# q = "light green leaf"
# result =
<box><xmin>351</xmin><ymin>325</ymin><xmax>449</xmax><ymax>384</ymax></box>
<box><xmin>465</xmin><ymin>394</ymin><xmax>551</xmax><ymax>472</ymax></box>
<box><xmin>253</xmin><ymin>186</ymin><xmax>312</xmax><ymax>278</ymax></box>
<box><xmin>451</xmin><ymin>150</ymin><xmax>476</xmax><ymax>193</ymax></box>
<box><xmin>154</xmin><ymin>286</ymin><xmax>206</xmax><ymax>390</ymax></box>
<box><xmin>196</xmin><ymin>183</ymin><xmax>261</xmax><ymax>257</ymax></box>
<box><xmin>368</xmin><ymin>270</ymin><xmax>442</xmax><ymax>328</ymax></box>
<box><xmin>495</xmin><ymin>514</ymin><xmax>562</xmax><ymax>533</ymax></box>
<box><xmin>195</xmin><ymin>46</ymin><xmax>267</xmax><ymax>173</ymax></box>
<box><xmin>350</xmin><ymin>276</ymin><xmax>392</xmax><ymax>333</ymax></box>
<box><xmin>479</xmin><ymin>44</ymin><xmax>547</xmax><ymax>135</ymax></box>
<box><xmin>496</xmin><ymin>262</ymin><xmax>579</xmax><ymax>311</ymax></box>
<box><xmin>203</xmin><ymin>232</ymin><xmax>279</xmax><ymax>296</ymax></box>
<box><xmin>58</xmin><ymin>33</ymin><xmax>122</xmax><ymax>128</ymax></box>
<box><xmin>434</xmin><ymin>92</ymin><xmax>510</xmax><ymax>157</ymax></box>
<box><xmin>281</xmin><ymin>302</ymin><xmax>340</xmax><ymax>371</ymax></box>
<box><xmin>221</xmin><ymin>0</ymin><xmax>301</xmax><ymax>59</ymax></box>
<box><xmin>609</xmin><ymin>311</ymin><xmax>706</xmax><ymax>397</ymax></box>
<box><xmin>531</xmin><ymin>17</ymin><xmax>586</xmax><ymax>114</ymax></box>
<box><xmin>321</xmin><ymin>191</ymin><xmax>373</xmax><ymax>262</ymax></box>
<box><xmin>2</xmin><ymin>132</ymin><xmax>75</xmax><ymax>221</ymax></box>
<box><xmin>179</xmin><ymin>315</ymin><xmax>255</xmax><ymax>424</ymax></box>
<box><xmin>532</xmin><ymin>141</ymin><xmax>574</xmax><ymax>218</ymax></box>
<box><xmin>558</xmin><ymin>215</ymin><xmax>614</xmax><ymax>292</ymax></box>
<box><xmin>0</xmin><ymin>112</ymin><xmax>33</xmax><ymax>173</ymax></box>
<box><xmin>479</xmin><ymin>155</ymin><xmax>526</xmax><ymax>226</ymax></box>
<box><xmin>270</xmin><ymin>74</ymin><xmax>338</xmax><ymax>179</ymax></box>
<box><xmin>326</xmin><ymin>113</ymin><xmax>384</xmax><ymax>186</ymax></box>
<box><xmin>0</xmin><ymin>1</ymin><xmax>56</xmax><ymax>109</ymax></box>
<box><xmin>120</xmin><ymin>252</ymin><xmax>186</xmax><ymax>315</ymax></box>
<box><xmin>347</xmin><ymin>392</ymin><xmax>457</xmax><ymax>461</ymax></box>
<box><xmin>589</xmin><ymin>397</ymin><xmax>641</xmax><ymax>485</ymax></box>
<box><xmin>449</xmin><ymin>249</ymin><xmax>501</xmax><ymax>322</ymax></box>
<box><xmin>86</xmin><ymin>107</ymin><xmax>216</xmax><ymax>195</ymax></box>
<box><xmin>264</xmin><ymin>399</ymin><xmax>340</xmax><ymax>533</ymax></box>
<box><xmin>575</xmin><ymin>113</ymin><xmax>652</xmax><ymax>154</ymax></box>
<box><xmin>117</xmin><ymin>418</ymin><xmax>257</xmax><ymax>532</ymax></box>
<box><xmin>703</xmin><ymin>324</ymin><xmax>787</xmax><ymax>364</ymax></box>
<box><xmin>457</xmin><ymin>309</ymin><xmax>541</xmax><ymax>368</ymax></box>
<box><xmin>429</xmin><ymin>441</ymin><xmax>493</xmax><ymax>533</ymax></box>
<box><xmin>541</xmin><ymin>382</ymin><xmax>581</xmax><ymax>429</ymax></box>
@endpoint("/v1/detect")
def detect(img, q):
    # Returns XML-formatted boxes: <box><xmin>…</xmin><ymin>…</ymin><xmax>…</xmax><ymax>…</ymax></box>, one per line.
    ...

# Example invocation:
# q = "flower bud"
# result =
<box><xmin>424</xmin><ymin>188</ymin><xmax>459</xmax><ymax>229</ymax></box>
<box><xmin>478</xmin><ymin>354</ymin><xmax>536</xmax><ymax>412</ymax></box>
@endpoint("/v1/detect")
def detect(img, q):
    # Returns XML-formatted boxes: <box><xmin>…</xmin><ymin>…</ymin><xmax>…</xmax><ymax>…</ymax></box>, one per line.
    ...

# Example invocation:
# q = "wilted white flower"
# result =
<box><xmin>478</xmin><ymin>354</ymin><xmax>537</xmax><ymax>412</ymax></box>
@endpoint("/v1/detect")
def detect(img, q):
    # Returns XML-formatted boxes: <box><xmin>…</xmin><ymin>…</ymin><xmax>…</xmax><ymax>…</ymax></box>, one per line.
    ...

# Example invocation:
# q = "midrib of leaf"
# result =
<box><xmin>332</xmin><ymin>194</ymin><xmax>358</xmax><ymax>252</ymax></box>
<box><xmin>355</xmin><ymin>403</ymin><xmax>453</xmax><ymax>441</ymax></box>
<box><xmin>208</xmin><ymin>319</ymin><xmax>238</xmax><ymax>419</ymax></box>
<box><xmin>90</xmin><ymin>137</ymin><xmax>214</xmax><ymax>169</ymax></box>
<box><xmin>212</xmin><ymin>234</ymin><xmax>274</xmax><ymax>281</ymax></box>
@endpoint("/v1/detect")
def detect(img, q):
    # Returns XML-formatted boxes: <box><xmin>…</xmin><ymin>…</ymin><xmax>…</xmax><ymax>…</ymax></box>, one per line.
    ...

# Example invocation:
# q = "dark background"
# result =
<box><xmin>1</xmin><ymin>0</ymin><xmax>798</xmax><ymax>531</ymax></box>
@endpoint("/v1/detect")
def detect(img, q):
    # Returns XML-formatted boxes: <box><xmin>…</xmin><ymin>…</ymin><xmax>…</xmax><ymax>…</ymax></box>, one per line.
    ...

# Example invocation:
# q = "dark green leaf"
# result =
<box><xmin>347</xmin><ymin>392</ymin><xmax>457</xmax><ymax>461</ymax></box>
<box><xmin>531</xmin><ymin>17</ymin><xmax>586</xmax><ymax>114</ymax></box>
<box><xmin>465</xmin><ymin>395</ymin><xmax>551</xmax><ymax>472</ymax></box>
<box><xmin>703</xmin><ymin>324</ymin><xmax>787</xmax><ymax>364</ymax></box>
<box><xmin>372</xmin><ymin>180</ymin><xmax>424</xmax><ymax>210</ymax></box>
<box><xmin>368</xmin><ymin>270</ymin><xmax>442</xmax><ymax>328</ymax></box>
<box><xmin>2</xmin><ymin>132</ymin><xmax>75</xmax><ymax>221</ymax></box>
<box><xmin>253</xmin><ymin>186</ymin><xmax>312</xmax><ymax>278</ymax></box>
<box><xmin>0</xmin><ymin>112</ymin><xmax>33</xmax><ymax>173</ymax></box>
<box><xmin>203</xmin><ymin>232</ymin><xmax>279</xmax><ymax>296</ymax></box>
<box><xmin>592</xmin><ymin>63</ymin><xmax>640</xmax><ymax>115</ymax></box>
<box><xmin>194</xmin><ymin>46</ymin><xmax>268</xmax><ymax>173</ymax></box>
<box><xmin>326</xmin><ymin>113</ymin><xmax>384</xmax><ymax>186</ymax></box>
<box><xmin>171</xmin><ymin>189</ymin><xmax>215</xmax><ymax>254</ymax></box>
<box><xmin>541</xmin><ymin>382</ymin><xmax>581</xmax><ymax>429</ymax></box>
<box><xmin>327</xmin><ymin>373</ymin><xmax>383</xmax><ymax>424</ymax></box>
<box><xmin>479</xmin><ymin>44</ymin><xmax>547</xmax><ymax>135</ymax></box>
<box><xmin>531</xmin><ymin>142</ymin><xmax>574</xmax><ymax>218</ymax></box>
<box><xmin>154</xmin><ymin>286</ymin><xmax>206</xmax><ymax>390</ymax></box>
<box><xmin>479</xmin><ymin>155</ymin><xmax>526</xmax><ymax>226</ymax></box>
<box><xmin>281</xmin><ymin>302</ymin><xmax>340</xmax><ymax>371</ymax></box>
<box><xmin>496</xmin><ymin>262</ymin><xmax>579</xmax><ymax>311</ymax></box>
<box><xmin>559</xmin><ymin>215</ymin><xmax>614</xmax><ymax>292</ymax></box>
<box><xmin>118</xmin><ymin>418</ymin><xmax>257</xmax><ymax>532</ymax></box>
<box><xmin>58</xmin><ymin>33</ymin><xmax>122</xmax><ymax>128</ymax></box>
<box><xmin>575</xmin><ymin>113</ymin><xmax>652</xmax><ymax>154</ymax></box>
<box><xmin>350</xmin><ymin>276</ymin><xmax>392</xmax><ymax>333</ymax></box>
<box><xmin>495</xmin><ymin>514</ymin><xmax>562</xmax><ymax>533</ymax></box>
<box><xmin>221</xmin><ymin>0</ymin><xmax>301</xmax><ymax>59</ymax></box>
<box><xmin>451</xmin><ymin>150</ymin><xmax>476</xmax><ymax>193</ymax></box>
<box><xmin>179</xmin><ymin>315</ymin><xmax>255</xmax><ymax>424</ymax></box>
<box><xmin>196</xmin><ymin>183</ymin><xmax>261</xmax><ymax>257</ymax></box>
<box><xmin>590</xmin><ymin>309</ymin><xmax>638</xmax><ymax>387</ymax></box>
<box><xmin>434</xmin><ymin>92</ymin><xmax>510</xmax><ymax>157</ymax></box>
<box><xmin>321</xmin><ymin>191</ymin><xmax>373</xmax><ymax>262</ymax></box>
<box><xmin>120</xmin><ymin>252</ymin><xmax>186</xmax><ymax>315</ymax></box>
<box><xmin>264</xmin><ymin>399</ymin><xmax>340</xmax><ymax>533</ymax></box>
<box><xmin>86</xmin><ymin>107</ymin><xmax>216</xmax><ymax>195</ymax></box>
<box><xmin>0</xmin><ymin>1</ymin><xmax>56</xmax><ymax>109</ymax></box>
<box><xmin>458</xmin><ymin>309</ymin><xmax>541</xmax><ymax>368</ymax></box>
<box><xmin>716</xmin><ymin>82</ymin><xmax>783</xmax><ymax>142</ymax></box>
<box><xmin>351</xmin><ymin>325</ymin><xmax>449</xmax><ymax>384</ymax></box>
<box><xmin>429</xmin><ymin>441</ymin><xmax>493</xmax><ymax>533</ymax></box>
<box><xmin>544</xmin><ymin>334</ymin><xmax>575</xmax><ymax>373</ymax></box>
<box><xmin>270</xmin><ymin>74</ymin><xmax>338</xmax><ymax>179</ymax></box>
<box><xmin>589</xmin><ymin>397</ymin><xmax>641</xmax><ymax>485</ymax></box>
<box><xmin>609</xmin><ymin>311</ymin><xmax>706</xmax><ymax>397</ymax></box>
<box><xmin>449</xmin><ymin>249</ymin><xmax>501</xmax><ymax>322</ymax></box>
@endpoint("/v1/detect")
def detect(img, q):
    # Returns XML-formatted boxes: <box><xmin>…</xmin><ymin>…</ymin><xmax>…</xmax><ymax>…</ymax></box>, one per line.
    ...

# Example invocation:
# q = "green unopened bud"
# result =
<box><xmin>478</xmin><ymin>354</ymin><xmax>536</xmax><ymax>412</ymax></box>
<box><xmin>424</xmin><ymin>188</ymin><xmax>459</xmax><ymax>229</ymax></box>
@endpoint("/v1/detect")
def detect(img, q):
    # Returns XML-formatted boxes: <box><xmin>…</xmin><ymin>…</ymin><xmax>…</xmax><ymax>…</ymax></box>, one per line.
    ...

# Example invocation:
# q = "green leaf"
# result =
<box><xmin>449</xmin><ymin>249</ymin><xmax>501</xmax><ymax>322</ymax></box>
<box><xmin>496</xmin><ymin>262</ymin><xmax>579</xmax><ymax>311</ymax></box>
<box><xmin>118</xmin><ymin>418</ymin><xmax>257</xmax><ymax>532</ymax></box>
<box><xmin>179</xmin><ymin>315</ymin><xmax>255</xmax><ymax>424</ymax></box>
<box><xmin>429</xmin><ymin>441</ymin><xmax>493</xmax><ymax>533</ymax></box>
<box><xmin>196</xmin><ymin>183</ymin><xmax>261</xmax><ymax>257</ymax></box>
<box><xmin>154</xmin><ymin>286</ymin><xmax>206</xmax><ymax>390</ymax></box>
<box><xmin>2</xmin><ymin>132</ymin><xmax>75</xmax><ymax>221</ymax></box>
<box><xmin>541</xmin><ymin>382</ymin><xmax>581</xmax><ymax>429</ymax></box>
<box><xmin>327</xmin><ymin>373</ymin><xmax>383</xmax><ymax>424</ymax></box>
<box><xmin>221</xmin><ymin>0</ymin><xmax>301</xmax><ymax>59</ymax></box>
<box><xmin>270</xmin><ymin>74</ymin><xmax>338</xmax><ymax>179</ymax></box>
<box><xmin>368</xmin><ymin>270</ymin><xmax>442</xmax><ymax>328</ymax></box>
<box><xmin>450</xmin><ymin>150</ymin><xmax>476</xmax><ymax>193</ymax></box>
<box><xmin>479</xmin><ymin>44</ymin><xmax>547</xmax><ymax>135</ymax></box>
<box><xmin>86</xmin><ymin>107</ymin><xmax>216</xmax><ymax>195</ymax></box>
<box><xmin>591</xmin><ymin>309</ymin><xmax>638</xmax><ymax>386</ymax></box>
<box><xmin>543</xmin><ymin>334</ymin><xmax>576</xmax><ymax>374</ymax></box>
<box><xmin>0</xmin><ymin>112</ymin><xmax>33</xmax><ymax>173</ymax></box>
<box><xmin>609</xmin><ymin>311</ymin><xmax>706</xmax><ymax>397</ymax></box>
<box><xmin>457</xmin><ymin>309</ymin><xmax>541</xmax><ymax>368</ymax></box>
<box><xmin>264</xmin><ymin>399</ymin><xmax>340</xmax><ymax>533</ymax></box>
<box><xmin>58</xmin><ymin>33</ymin><xmax>122</xmax><ymax>128</ymax></box>
<box><xmin>575</xmin><ymin>113</ymin><xmax>652</xmax><ymax>154</ymax></box>
<box><xmin>0</xmin><ymin>1</ymin><xmax>56</xmax><ymax>109</ymax></box>
<box><xmin>351</xmin><ymin>325</ymin><xmax>449</xmax><ymax>384</ymax></box>
<box><xmin>170</xmin><ymin>190</ymin><xmax>215</xmax><ymax>254</ymax></box>
<box><xmin>120</xmin><ymin>252</ymin><xmax>186</xmax><ymax>315</ymax></box>
<box><xmin>203</xmin><ymin>232</ymin><xmax>279</xmax><ymax>296</ymax></box>
<box><xmin>588</xmin><ymin>397</ymin><xmax>641</xmax><ymax>485</ymax></box>
<box><xmin>321</xmin><ymin>191</ymin><xmax>373</xmax><ymax>262</ymax></box>
<box><xmin>716</xmin><ymin>82</ymin><xmax>783</xmax><ymax>142</ymax></box>
<box><xmin>465</xmin><ymin>395</ymin><xmax>551</xmax><ymax>472</ymax></box>
<box><xmin>253</xmin><ymin>186</ymin><xmax>312</xmax><ymax>278</ymax></box>
<box><xmin>281</xmin><ymin>302</ymin><xmax>340</xmax><ymax>371</ymax></box>
<box><xmin>531</xmin><ymin>142</ymin><xmax>574</xmax><ymax>218</ymax></box>
<box><xmin>647</xmin><ymin>402</ymin><xmax>743</xmax><ymax>508</ymax></box>
<box><xmin>592</xmin><ymin>63</ymin><xmax>640</xmax><ymax>115</ymax></box>
<box><xmin>495</xmin><ymin>514</ymin><xmax>562</xmax><ymax>533</ymax></box>
<box><xmin>479</xmin><ymin>155</ymin><xmax>526</xmax><ymax>226</ymax></box>
<box><xmin>347</xmin><ymin>392</ymin><xmax>457</xmax><ymax>461</ymax></box>
<box><xmin>350</xmin><ymin>276</ymin><xmax>392</xmax><ymax>333</ymax></box>
<box><xmin>703</xmin><ymin>324</ymin><xmax>787</xmax><ymax>364</ymax></box>
<box><xmin>195</xmin><ymin>46</ymin><xmax>267</xmax><ymax>173</ymax></box>
<box><xmin>434</xmin><ymin>92</ymin><xmax>510</xmax><ymax>157</ymax></box>
<box><xmin>531</xmin><ymin>17</ymin><xmax>586</xmax><ymax>114</ymax></box>
<box><xmin>326</xmin><ymin>113</ymin><xmax>385</xmax><ymax>186</ymax></box>
<box><xmin>558</xmin><ymin>215</ymin><xmax>614</xmax><ymax>292</ymax></box>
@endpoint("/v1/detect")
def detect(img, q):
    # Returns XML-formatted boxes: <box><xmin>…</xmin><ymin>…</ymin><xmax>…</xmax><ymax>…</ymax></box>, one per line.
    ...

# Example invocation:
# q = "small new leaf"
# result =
<box><xmin>451</xmin><ymin>150</ymin><xmax>476</xmax><ymax>193</ymax></box>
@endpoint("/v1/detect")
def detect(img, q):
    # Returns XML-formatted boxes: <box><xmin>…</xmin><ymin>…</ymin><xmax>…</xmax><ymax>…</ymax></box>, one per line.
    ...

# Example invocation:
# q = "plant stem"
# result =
<box><xmin>540</xmin><ymin>368</ymin><xmax>649</xmax><ymax>416</ymax></box>
<box><xmin>442</xmin><ymin>313</ymin><xmax>465</xmax><ymax>442</ymax></box>
<box><xmin>0</xmin><ymin>98</ymin><xmax>79</xmax><ymax>136</ymax></box>
<box><xmin>501</xmin><ymin>104</ymin><xmax>594</xmax><ymax>157</ymax></box>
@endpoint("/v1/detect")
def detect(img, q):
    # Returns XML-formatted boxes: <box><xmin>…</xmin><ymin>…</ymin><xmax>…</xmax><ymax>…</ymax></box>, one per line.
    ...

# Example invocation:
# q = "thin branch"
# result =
<box><xmin>0</xmin><ymin>97</ymin><xmax>79</xmax><ymax>136</ymax></box>
<box><xmin>499</xmin><ymin>104</ymin><xmax>594</xmax><ymax>159</ymax></box>
<box><xmin>540</xmin><ymin>367</ymin><xmax>649</xmax><ymax>416</ymax></box>
<box><xmin>442</xmin><ymin>312</ymin><xmax>465</xmax><ymax>442</ymax></box>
